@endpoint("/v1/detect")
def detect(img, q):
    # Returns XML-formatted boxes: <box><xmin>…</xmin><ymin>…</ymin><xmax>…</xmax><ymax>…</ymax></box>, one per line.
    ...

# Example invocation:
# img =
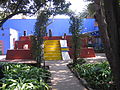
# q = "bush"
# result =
<box><xmin>0</xmin><ymin>63</ymin><xmax>51</xmax><ymax>90</ymax></box>
<box><xmin>76</xmin><ymin>58</ymin><xmax>86</xmax><ymax>65</ymax></box>
<box><xmin>73</xmin><ymin>61</ymin><xmax>114</xmax><ymax>90</ymax></box>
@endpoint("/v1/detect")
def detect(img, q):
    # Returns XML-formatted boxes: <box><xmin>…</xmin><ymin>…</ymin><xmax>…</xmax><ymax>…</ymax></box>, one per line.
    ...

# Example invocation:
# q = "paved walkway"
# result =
<box><xmin>45</xmin><ymin>59</ymin><xmax>87</xmax><ymax>90</ymax></box>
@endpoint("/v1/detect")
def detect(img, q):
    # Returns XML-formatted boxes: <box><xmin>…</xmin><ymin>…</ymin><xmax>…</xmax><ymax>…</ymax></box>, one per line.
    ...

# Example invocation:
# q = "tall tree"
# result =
<box><xmin>69</xmin><ymin>15</ymin><xmax>83</xmax><ymax>64</ymax></box>
<box><xmin>86</xmin><ymin>1</ymin><xmax>113</xmax><ymax>67</ymax></box>
<box><xmin>86</xmin><ymin>0</ymin><xmax>120</xmax><ymax>89</ymax></box>
<box><xmin>103</xmin><ymin>0</ymin><xmax>120</xmax><ymax>89</ymax></box>
<box><xmin>32</xmin><ymin>10</ymin><xmax>49</xmax><ymax>67</ymax></box>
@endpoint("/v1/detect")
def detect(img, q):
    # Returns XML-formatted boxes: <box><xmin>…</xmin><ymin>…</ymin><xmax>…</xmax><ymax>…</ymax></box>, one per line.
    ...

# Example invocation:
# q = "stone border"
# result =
<box><xmin>67</xmin><ymin>64</ymin><xmax>93</xmax><ymax>90</ymax></box>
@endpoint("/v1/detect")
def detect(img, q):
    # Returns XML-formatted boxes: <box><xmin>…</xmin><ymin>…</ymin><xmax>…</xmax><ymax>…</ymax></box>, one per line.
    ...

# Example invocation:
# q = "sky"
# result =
<box><xmin>66</xmin><ymin>0</ymin><xmax>90</xmax><ymax>13</ymax></box>
<box><xmin>12</xmin><ymin>0</ymin><xmax>90</xmax><ymax>19</ymax></box>
<box><xmin>54</xmin><ymin>0</ymin><xmax>90</xmax><ymax>18</ymax></box>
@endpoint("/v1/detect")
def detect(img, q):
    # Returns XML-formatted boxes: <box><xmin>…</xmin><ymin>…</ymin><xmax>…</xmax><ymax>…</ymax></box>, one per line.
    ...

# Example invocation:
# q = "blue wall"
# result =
<box><xmin>82</xmin><ymin>18</ymin><xmax>96</xmax><ymax>33</ymax></box>
<box><xmin>3</xmin><ymin>19</ymin><xmax>36</xmax><ymax>37</ymax></box>
<box><xmin>47</xmin><ymin>19</ymin><xmax>71</xmax><ymax>36</ymax></box>
<box><xmin>47</xmin><ymin>18</ymin><xmax>97</xmax><ymax>35</ymax></box>
<box><xmin>1</xmin><ymin>18</ymin><xmax>98</xmax><ymax>54</ymax></box>
<box><xmin>3</xmin><ymin>19</ymin><xmax>71</xmax><ymax>37</ymax></box>
<box><xmin>0</xmin><ymin>28</ymin><xmax>10</xmax><ymax>54</ymax></box>
<box><xmin>3</xmin><ymin>18</ymin><xmax>98</xmax><ymax>36</ymax></box>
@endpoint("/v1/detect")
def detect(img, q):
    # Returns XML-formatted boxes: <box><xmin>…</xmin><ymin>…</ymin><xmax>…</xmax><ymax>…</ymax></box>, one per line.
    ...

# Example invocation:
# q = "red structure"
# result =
<box><xmin>44</xmin><ymin>36</ymin><xmax>63</xmax><ymax>40</ymax></box>
<box><xmin>65</xmin><ymin>36</ymin><xmax>95</xmax><ymax>58</ymax></box>
<box><xmin>6</xmin><ymin>36</ymin><xmax>33</xmax><ymax>60</ymax></box>
<box><xmin>6</xmin><ymin>35</ymin><xmax>95</xmax><ymax>60</ymax></box>
<box><xmin>6</xmin><ymin>50</ymin><xmax>32</xmax><ymax>60</ymax></box>
<box><xmin>14</xmin><ymin>40</ymin><xmax>32</xmax><ymax>49</ymax></box>
<box><xmin>44</xmin><ymin>35</ymin><xmax>95</xmax><ymax>58</ymax></box>
<box><xmin>80</xmin><ymin>48</ymin><xmax>95</xmax><ymax>58</ymax></box>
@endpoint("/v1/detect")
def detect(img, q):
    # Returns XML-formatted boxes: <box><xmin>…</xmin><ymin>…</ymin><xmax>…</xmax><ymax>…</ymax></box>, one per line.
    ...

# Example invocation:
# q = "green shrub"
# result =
<box><xmin>76</xmin><ymin>58</ymin><xmax>86</xmax><ymax>65</ymax></box>
<box><xmin>73</xmin><ymin>61</ymin><xmax>113</xmax><ymax>90</ymax></box>
<box><xmin>0</xmin><ymin>63</ymin><xmax>51</xmax><ymax>90</ymax></box>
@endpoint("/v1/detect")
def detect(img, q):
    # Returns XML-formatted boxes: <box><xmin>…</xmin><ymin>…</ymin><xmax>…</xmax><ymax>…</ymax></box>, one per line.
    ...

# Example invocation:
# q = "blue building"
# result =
<box><xmin>0</xmin><ymin>18</ymin><xmax>99</xmax><ymax>54</ymax></box>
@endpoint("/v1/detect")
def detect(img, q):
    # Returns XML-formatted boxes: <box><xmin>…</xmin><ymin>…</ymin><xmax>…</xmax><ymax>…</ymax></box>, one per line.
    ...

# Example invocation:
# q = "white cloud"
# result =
<box><xmin>51</xmin><ymin>15</ymin><xmax>69</xmax><ymax>19</ymax></box>
<box><xmin>66</xmin><ymin>0</ymin><xmax>90</xmax><ymax>13</ymax></box>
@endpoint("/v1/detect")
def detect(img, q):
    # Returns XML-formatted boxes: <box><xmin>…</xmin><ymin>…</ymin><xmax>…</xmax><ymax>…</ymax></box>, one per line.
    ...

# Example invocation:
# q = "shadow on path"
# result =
<box><xmin>46</xmin><ymin>60</ymin><xmax>87</xmax><ymax>90</ymax></box>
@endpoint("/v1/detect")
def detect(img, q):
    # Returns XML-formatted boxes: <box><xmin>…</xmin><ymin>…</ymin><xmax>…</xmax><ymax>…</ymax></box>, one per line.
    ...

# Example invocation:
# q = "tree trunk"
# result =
<box><xmin>73</xmin><ymin>36</ymin><xmax>77</xmax><ymax>64</ymax></box>
<box><xmin>94</xmin><ymin>0</ymin><xmax>114</xmax><ymax>70</ymax></box>
<box><xmin>103</xmin><ymin>0</ymin><xmax>120</xmax><ymax>89</ymax></box>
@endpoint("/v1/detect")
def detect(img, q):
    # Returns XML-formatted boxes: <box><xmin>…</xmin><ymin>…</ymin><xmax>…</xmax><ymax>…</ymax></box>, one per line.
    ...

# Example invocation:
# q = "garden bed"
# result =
<box><xmin>68</xmin><ymin>60</ymin><xmax>116</xmax><ymax>90</ymax></box>
<box><xmin>0</xmin><ymin>63</ymin><xmax>52</xmax><ymax>90</ymax></box>
<box><xmin>67</xmin><ymin>63</ymin><xmax>92</xmax><ymax>90</ymax></box>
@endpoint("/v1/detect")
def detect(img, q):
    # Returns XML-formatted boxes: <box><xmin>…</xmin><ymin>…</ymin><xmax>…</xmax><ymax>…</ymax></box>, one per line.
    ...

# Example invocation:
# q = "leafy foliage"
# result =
<box><xmin>0</xmin><ymin>0</ymin><xmax>65</xmax><ymax>16</ymax></box>
<box><xmin>0</xmin><ymin>0</ymin><xmax>71</xmax><ymax>27</ymax></box>
<box><xmin>75</xmin><ymin>58</ymin><xmax>86</xmax><ymax>65</ymax></box>
<box><xmin>87</xmin><ymin>3</ymin><xmax>96</xmax><ymax>17</ymax></box>
<box><xmin>0</xmin><ymin>63</ymin><xmax>51</xmax><ymax>90</ymax></box>
<box><xmin>73</xmin><ymin>61</ymin><xmax>114</xmax><ymax>90</ymax></box>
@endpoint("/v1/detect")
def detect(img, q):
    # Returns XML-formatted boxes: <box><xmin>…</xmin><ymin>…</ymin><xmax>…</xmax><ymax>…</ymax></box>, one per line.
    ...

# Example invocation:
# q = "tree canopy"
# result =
<box><xmin>0</xmin><ymin>0</ymin><xmax>71</xmax><ymax>27</ymax></box>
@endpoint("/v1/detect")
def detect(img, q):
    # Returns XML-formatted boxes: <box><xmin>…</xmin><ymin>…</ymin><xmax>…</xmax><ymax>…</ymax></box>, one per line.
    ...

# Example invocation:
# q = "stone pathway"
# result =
<box><xmin>45</xmin><ymin>60</ymin><xmax>87</xmax><ymax>90</ymax></box>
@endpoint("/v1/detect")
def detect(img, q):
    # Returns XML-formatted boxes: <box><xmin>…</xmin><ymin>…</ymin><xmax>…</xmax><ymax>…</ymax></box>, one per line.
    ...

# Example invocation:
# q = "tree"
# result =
<box><xmin>86</xmin><ymin>0</ymin><xmax>120</xmax><ymax>89</ymax></box>
<box><xmin>103</xmin><ymin>0</ymin><xmax>120</xmax><ymax>89</ymax></box>
<box><xmin>0</xmin><ymin>0</ymin><xmax>32</xmax><ymax>27</ymax></box>
<box><xmin>69</xmin><ymin>15</ymin><xmax>83</xmax><ymax>64</ymax></box>
<box><xmin>32</xmin><ymin>11</ymin><xmax>49</xmax><ymax>67</ymax></box>
<box><xmin>86</xmin><ymin>0</ymin><xmax>113</xmax><ymax>67</ymax></box>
